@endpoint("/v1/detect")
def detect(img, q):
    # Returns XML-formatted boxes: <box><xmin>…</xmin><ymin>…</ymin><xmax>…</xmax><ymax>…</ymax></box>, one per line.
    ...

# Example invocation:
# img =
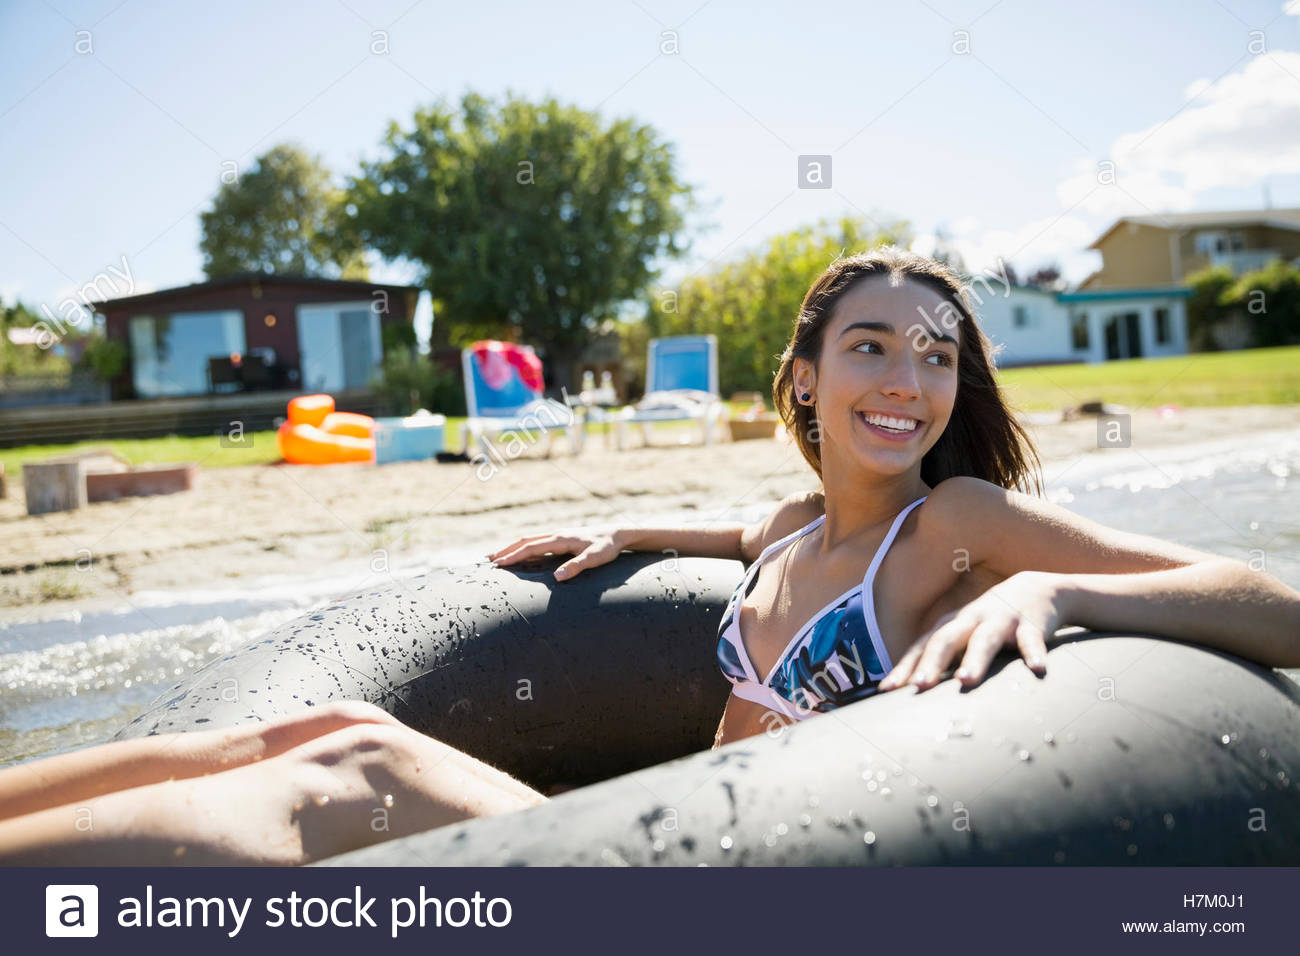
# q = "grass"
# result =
<box><xmin>0</xmin><ymin>404</ymin><xmax>759</xmax><ymax>474</ymax></box>
<box><xmin>995</xmin><ymin>345</ymin><xmax>1300</xmax><ymax>412</ymax></box>
<box><xmin>3</xmin><ymin>349</ymin><xmax>1295</xmax><ymax>474</ymax></box>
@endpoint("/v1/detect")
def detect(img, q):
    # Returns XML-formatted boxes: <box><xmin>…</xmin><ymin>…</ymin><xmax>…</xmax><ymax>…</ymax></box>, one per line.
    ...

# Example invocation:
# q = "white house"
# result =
<box><xmin>972</xmin><ymin>284</ymin><xmax>1190</xmax><ymax>368</ymax></box>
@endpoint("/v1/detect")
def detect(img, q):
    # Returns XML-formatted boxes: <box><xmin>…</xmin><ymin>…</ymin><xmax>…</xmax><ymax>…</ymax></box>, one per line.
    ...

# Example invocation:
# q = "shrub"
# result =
<box><xmin>372</xmin><ymin>350</ymin><xmax>465</xmax><ymax>416</ymax></box>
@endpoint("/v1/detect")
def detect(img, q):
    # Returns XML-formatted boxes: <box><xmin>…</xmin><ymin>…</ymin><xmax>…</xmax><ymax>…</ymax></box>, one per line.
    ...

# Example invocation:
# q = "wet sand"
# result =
<box><xmin>3</xmin><ymin>404</ymin><xmax>1298</xmax><ymax>620</ymax></box>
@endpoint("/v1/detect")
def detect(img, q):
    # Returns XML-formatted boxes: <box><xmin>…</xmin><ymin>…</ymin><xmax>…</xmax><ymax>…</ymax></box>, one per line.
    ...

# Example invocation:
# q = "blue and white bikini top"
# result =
<box><xmin>715</xmin><ymin>496</ymin><xmax>927</xmax><ymax>721</ymax></box>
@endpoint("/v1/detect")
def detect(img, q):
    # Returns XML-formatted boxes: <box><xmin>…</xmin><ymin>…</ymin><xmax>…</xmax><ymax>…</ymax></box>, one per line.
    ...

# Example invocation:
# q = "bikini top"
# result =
<box><xmin>715</xmin><ymin>496</ymin><xmax>927</xmax><ymax>721</ymax></box>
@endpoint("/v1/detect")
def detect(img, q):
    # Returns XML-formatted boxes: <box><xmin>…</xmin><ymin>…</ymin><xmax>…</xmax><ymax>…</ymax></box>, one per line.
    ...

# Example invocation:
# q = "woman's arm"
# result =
<box><xmin>620</xmin><ymin>490</ymin><xmax>826</xmax><ymax>565</ymax></box>
<box><xmin>1055</xmin><ymin>559</ymin><xmax>1300</xmax><ymax>668</ymax></box>
<box><xmin>882</xmin><ymin>478</ymin><xmax>1300</xmax><ymax>690</ymax></box>
<box><xmin>490</xmin><ymin>490</ymin><xmax>825</xmax><ymax>579</ymax></box>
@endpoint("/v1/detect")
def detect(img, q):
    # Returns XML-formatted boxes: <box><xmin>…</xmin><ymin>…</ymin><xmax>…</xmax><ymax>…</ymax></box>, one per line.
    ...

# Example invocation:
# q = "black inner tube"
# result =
<box><xmin>116</xmin><ymin>553</ymin><xmax>739</xmax><ymax>792</ymax></box>
<box><xmin>115</xmin><ymin>554</ymin><xmax>1300</xmax><ymax>866</ymax></box>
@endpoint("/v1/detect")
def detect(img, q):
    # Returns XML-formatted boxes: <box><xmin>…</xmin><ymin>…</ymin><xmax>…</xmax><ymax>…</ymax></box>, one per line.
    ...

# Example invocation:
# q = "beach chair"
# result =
<box><xmin>607</xmin><ymin>334</ymin><xmax>724</xmax><ymax>450</ymax></box>
<box><xmin>460</xmin><ymin>340</ymin><xmax>583</xmax><ymax>458</ymax></box>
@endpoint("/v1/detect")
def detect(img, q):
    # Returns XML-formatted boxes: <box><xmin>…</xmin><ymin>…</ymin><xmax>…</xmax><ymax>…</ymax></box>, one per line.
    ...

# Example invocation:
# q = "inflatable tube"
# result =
<box><xmin>276</xmin><ymin>421</ymin><xmax>375</xmax><ymax>464</ymax></box>
<box><xmin>287</xmin><ymin>394</ymin><xmax>335</xmax><ymax>428</ymax></box>
<box><xmin>320</xmin><ymin>411</ymin><xmax>376</xmax><ymax>440</ymax></box>
<box><xmin>115</xmin><ymin>555</ymin><xmax>1300</xmax><ymax>866</ymax></box>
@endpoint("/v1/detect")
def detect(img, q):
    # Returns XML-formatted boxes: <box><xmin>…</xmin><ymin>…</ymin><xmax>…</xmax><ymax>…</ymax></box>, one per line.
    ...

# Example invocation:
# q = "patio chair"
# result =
<box><xmin>460</xmin><ymin>341</ymin><xmax>583</xmax><ymax>458</ymax></box>
<box><xmin>604</xmin><ymin>334</ymin><xmax>724</xmax><ymax>450</ymax></box>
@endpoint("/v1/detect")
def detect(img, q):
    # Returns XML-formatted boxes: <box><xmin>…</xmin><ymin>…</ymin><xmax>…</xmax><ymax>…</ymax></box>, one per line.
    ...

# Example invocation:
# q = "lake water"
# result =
<box><xmin>3</xmin><ymin>427</ymin><xmax>1299</xmax><ymax>769</ymax></box>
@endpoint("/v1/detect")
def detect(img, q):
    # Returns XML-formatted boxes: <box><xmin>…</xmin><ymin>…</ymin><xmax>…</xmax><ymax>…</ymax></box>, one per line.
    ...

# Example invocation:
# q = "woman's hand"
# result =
<box><xmin>488</xmin><ymin>528</ymin><xmax>625</xmax><ymax>581</ymax></box>
<box><xmin>879</xmin><ymin>571</ymin><xmax>1067</xmax><ymax>692</ymax></box>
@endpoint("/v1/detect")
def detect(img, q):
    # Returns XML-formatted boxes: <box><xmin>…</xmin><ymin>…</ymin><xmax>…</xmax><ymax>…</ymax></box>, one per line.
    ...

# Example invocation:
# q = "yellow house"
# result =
<box><xmin>1080</xmin><ymin>208</ymin><xmax>1300</xmax><ymax>289</ymax></box>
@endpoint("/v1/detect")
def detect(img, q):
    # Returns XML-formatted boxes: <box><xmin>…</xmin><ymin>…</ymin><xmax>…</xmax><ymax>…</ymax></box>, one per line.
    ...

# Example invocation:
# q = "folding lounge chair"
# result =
<box><xmin>460</xmin><ymin>341</ymin><xmax>583</xmax><ymax>458</ymax></box>
<box><xmin>605</xmin><ymin>334</ymin><xmax>724</xmax><ymax>450</ymax></box>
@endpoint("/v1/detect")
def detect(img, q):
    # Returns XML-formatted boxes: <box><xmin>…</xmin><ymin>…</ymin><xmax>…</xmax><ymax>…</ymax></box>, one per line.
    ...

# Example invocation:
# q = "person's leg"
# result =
<box><xmin>0</xmin><ymin>718</ymin><xmax>546</xmax><ymax>865</ymax></box>
<box><xmin>0</xmin><ymin>700</ymin><xmax>402</xmax><ymax>822</ymax></box>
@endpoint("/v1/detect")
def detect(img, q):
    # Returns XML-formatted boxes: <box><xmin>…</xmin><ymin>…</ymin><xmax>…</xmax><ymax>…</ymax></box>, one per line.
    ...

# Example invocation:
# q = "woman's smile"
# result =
<box><xmin>856</xmin><ymin>409</ymin><xmax>923</xmax><ymax>441</ymax></box>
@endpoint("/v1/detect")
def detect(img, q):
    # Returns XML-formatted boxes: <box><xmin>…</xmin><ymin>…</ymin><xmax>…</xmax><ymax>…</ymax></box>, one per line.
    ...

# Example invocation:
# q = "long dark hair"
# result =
<box><xmin>772</xmin><ymin>246</ymin><xmax>1043</xmax><ymax>494</ymax></box>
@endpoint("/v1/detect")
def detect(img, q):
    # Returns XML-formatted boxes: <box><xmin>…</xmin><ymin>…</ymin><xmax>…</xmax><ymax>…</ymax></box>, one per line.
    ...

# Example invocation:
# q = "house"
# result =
<box><xmin>1080</xmin><ymin>208</ymin><xmax>1300</xmax><ymax>289</ymax></box>
<box><xmin>89</xmin><ymin>275</ymin><xmax>422</xmax><ymax>400</ymax></box>
<box><xmin>975</xmin><ymin>284</ymin><xmax>1190</xmax><ymax>367</ymax></box>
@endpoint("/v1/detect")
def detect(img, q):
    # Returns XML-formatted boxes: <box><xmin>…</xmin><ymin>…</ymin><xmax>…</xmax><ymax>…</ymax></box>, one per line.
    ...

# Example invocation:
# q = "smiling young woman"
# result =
<box><xmin>493</xmin><ymin>246</ymin><xmax>1300</xmax><ymax>748</ymax></box>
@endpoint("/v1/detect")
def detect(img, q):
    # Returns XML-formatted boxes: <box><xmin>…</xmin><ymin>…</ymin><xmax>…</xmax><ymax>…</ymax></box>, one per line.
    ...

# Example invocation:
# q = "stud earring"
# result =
<box><xmin>800</xmin><ymin>392</ymin><xmax>812</xmax><ymax>403</ymax></box>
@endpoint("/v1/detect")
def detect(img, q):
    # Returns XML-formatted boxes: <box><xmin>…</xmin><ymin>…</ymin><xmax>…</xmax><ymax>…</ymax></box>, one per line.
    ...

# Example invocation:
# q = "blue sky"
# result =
<box><xmin>3</xmin><ymin>0</ymin><xmax>1299</xmax><ymax>340</ymax></box>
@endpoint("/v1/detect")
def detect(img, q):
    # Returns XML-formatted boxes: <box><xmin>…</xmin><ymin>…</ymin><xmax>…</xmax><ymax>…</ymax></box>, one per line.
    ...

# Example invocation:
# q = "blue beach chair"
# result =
<box><xmin>460</xmin><ymin>341</ymin><xmax>583</xmax><ymax>458</ymax></box>
<box><xmin>608</xmin><ymin>334</ymin><xmax>724</xmax><ymax>450</ymax></box>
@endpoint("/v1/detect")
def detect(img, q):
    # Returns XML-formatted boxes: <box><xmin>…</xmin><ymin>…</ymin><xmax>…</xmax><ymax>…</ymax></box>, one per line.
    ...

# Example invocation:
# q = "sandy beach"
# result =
<box><xmin>3</xmin><ymin>404</ymin><xmax>1299</xmax><ymax>620</ymax></box>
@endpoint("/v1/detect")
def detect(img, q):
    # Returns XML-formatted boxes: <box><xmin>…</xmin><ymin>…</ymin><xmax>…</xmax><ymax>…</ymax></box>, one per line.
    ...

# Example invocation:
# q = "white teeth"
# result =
<box><xmin>861</xmin><ymin>412</ymin><xmax>918</xmax><ymax>433</ymax></box>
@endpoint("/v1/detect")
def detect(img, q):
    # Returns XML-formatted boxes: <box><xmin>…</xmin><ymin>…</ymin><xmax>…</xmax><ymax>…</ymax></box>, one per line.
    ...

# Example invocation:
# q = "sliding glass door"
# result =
<box><xmin>296</xmin><ymin>303</ymin><xmax>381</xmax><ymax>392</ymax></box>
<box><xmin>129</xmin><ymin>310</ymin><xmax>245</xmax><ymax>397</ymax></box>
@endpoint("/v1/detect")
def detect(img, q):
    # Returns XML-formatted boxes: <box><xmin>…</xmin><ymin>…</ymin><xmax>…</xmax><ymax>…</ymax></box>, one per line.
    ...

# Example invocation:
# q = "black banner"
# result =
<box><xmin>9</xmin><ymin>866</ymin><xmax>1291</xmax><ymax>953</ymax></box>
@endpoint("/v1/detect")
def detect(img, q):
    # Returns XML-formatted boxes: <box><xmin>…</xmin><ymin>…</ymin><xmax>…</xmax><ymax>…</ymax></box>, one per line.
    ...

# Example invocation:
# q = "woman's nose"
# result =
<box><xmin>880</xmin><ymin>358</ymin><xmax>922</xmax><ymax>399</ymax></box>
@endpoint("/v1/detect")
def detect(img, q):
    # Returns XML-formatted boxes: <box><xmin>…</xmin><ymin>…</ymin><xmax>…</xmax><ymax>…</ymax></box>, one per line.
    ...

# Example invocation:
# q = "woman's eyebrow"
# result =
<box><xmin>839</xmin><ymin>319</ymin><xmax>957</xmax><ymax>346</ymax></box>
<box><xmin>838</xmin><ymin>320</ymin><xmax>895</xmax><ymax>337</ymax></box>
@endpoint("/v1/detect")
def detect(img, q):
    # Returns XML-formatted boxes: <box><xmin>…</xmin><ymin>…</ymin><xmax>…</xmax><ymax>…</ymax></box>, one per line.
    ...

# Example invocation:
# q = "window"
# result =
<box><xmin>1012</xmin><ymin>305</ymin><xmax>1028</xmax><ymax>328</ymax></box>
<box><xmin>1070</xmin><ymin>312</ymin><xmax>1090</xmax><ymax>350</ymax></box>
<box><xmin>129</xmin><ymin>310</ymin><xmax>245</xmax><ymax>397</ymax></box>
<box><xmin>297</xmin><ymin>302</ymin><xmax>382</xmax><ymax>392</ymax></box>
<box><xmin>1154</xmin><ymin>307</ymin><xmax>1170</xmax><ymax>344</ymax></box>
<box><xmin>1194</xmin><ymin>230</ymin><xmax>1246</xmax><ymax>256</ymax></box>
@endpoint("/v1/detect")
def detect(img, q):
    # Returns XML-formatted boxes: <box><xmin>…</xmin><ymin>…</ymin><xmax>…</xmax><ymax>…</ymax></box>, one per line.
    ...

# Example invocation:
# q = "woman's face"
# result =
<box><xmin>795</xmin><ymin>274</ymin><xmax>960</xmax><ymax>479</ymax></box>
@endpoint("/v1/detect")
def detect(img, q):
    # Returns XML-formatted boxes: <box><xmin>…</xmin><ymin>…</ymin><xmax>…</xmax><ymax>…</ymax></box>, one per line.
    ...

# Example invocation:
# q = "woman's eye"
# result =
<box><xmin>925</xmin><ymin>352</ymin><xmax>955</xmax><ymax>367</ymax></box>
<box><xmin>854</xmin><ymin>341</ymin><xmax>882</xmax><ymax>354</ymax></box>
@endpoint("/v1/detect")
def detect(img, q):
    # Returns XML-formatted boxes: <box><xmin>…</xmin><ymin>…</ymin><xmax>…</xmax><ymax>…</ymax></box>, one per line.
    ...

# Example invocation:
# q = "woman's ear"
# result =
<box><xmin>792</xmin><ymin>358</ymin><xmax>816</xmax><ymax>401</ymax></box>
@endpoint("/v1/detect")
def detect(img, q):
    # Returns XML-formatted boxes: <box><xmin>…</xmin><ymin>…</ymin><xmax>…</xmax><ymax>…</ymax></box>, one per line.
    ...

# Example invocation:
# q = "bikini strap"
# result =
<box><xmin>753</xmin><ymin>513</ymin><xmax>825</xmax><ymax>565</ymax></box>
<box><xmin>863</xmin><ymin>496</ymin><xmax>927</xmax><ymax>587</ymax></box>
<box><xmin>733</xmin><ymin>513</ymin><xmax>824</xmax><ymax>597</ymax></box>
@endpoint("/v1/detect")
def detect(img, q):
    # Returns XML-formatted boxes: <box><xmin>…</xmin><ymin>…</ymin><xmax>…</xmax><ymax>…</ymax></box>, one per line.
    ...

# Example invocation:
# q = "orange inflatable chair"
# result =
<box><xmin>277</xmin><ymin>394</ymin><xmax>376</xmax><ymax>464</ymax></box>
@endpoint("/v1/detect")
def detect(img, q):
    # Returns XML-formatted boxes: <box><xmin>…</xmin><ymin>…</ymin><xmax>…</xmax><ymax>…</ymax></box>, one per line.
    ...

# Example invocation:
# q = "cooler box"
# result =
<box><xmin>374</xmin><ymin>411</ymin><xmax>447</xmax><ymax>464</ymax></box>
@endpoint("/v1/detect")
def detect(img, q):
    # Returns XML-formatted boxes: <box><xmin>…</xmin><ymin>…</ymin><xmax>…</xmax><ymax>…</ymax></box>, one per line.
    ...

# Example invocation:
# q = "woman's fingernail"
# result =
<box><xmin>554</xmin><ymin>568</ymin><xmax>568</xmax><ymax>579</ymax></box>
<box><xmin>955</xmin><ymin>669</ymin><xmax>970</xmax><ymax>680</ymax></box>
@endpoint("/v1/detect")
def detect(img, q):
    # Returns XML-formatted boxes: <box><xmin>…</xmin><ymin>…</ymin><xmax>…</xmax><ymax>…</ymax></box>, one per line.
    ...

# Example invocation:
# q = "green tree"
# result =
<box><xmin>343</xmin><ymin>92</ymin><xmax>695</xmax><ymax>391</ymax></box>
<box><xmin>640</xmin><ymin>217</ymin><xmax>910</xmax><ymax>396</ymax></box>
<box><xmin>200</xmin><ymin>143</ymin><xmax>367</xmax><ymax>279</ymax></box>
<box><xmin>0</xmin><ymin>297</ymin><xmax>72</xmax><ymax>376</ymax></box>
<box><xmin>1226</xmin><ymin>259</ymin><xmax>1300</xmax><ymax>348</ymax></box>
<box><xmin>1184</xmin><ymin>266</ymin><xmax>1236</xmax><ymax>350</ymax></box>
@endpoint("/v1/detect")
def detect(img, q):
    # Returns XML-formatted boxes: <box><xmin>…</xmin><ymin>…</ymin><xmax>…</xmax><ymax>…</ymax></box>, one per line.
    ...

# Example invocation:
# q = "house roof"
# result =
<box><xmin>1087</xmin><ymin>207</ymin><xmax>1300</xmax><ymax>250</ymax></box>
<box><xmin>87</xmin><ymin>273</ymin><xmax>423</xmax><ymax>311</ymax></box>
<box><xmin>1057</xmin><ymin>286</ymin><xmax>1193</xmax><ymax>303</ymax></box>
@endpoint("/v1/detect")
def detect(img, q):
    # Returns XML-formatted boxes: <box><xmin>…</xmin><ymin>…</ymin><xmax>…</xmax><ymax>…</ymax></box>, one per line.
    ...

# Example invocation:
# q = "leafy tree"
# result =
<box><xmin>0</xmin><ymin>297</ymin><xmax>72</xmax><ymax>376</ymax></box>
<box><xmin>1024</xmin><ymin>263</ymin><xmax>1062</xmax><ymax>289</ymax></box>
<box><xmin>371</xmin><ymin>350</ymin><xmax>465</xmax><ymax>417</ymax></box>
<box><xmin>1226</xmin><ymin>259</ymin><xmax>1300</xmax><ymax>347</ymax></box>
<box><xmin>640</xmin><ymin>217</ymin><xmax>909</xmax><ymax>397</ymax></box>
<box><xmin>344</xmin><ymin>92</ymin><xmax>695</xmax><ymax>391</ymax></box>
<box><xmin>77</xmin><ymin>335</ymin><xmax>129</xmax><ymax>382</ymax></box>
<box><xmin>1184</xmin><ymin>266</ymin><xmax>1236</xmax><ymax>350</ymax></box>
<box><xmin>200</xmin><ymin>144</ymin><xmax>367</xmax><ymax>279</ymax></box>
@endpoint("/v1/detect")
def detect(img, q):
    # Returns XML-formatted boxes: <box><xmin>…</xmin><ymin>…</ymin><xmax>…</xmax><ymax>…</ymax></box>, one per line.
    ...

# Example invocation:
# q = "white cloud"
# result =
<box><xmin>950</xmin><ymin>51</ymin><xmax>1300</xmax><ymax>283</ymax></box>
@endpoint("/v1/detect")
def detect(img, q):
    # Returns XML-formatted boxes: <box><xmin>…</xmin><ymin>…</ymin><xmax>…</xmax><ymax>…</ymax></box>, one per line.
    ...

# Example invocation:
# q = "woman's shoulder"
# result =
<box><xmin>740</xmin><ymin>490</ymin><xmax>825</xmax><ymax>562</ymax></box>
<box><xmin>917</xmin><ymin>476</ymin><xmax>1015</xmax><ymax>537</ymax></box>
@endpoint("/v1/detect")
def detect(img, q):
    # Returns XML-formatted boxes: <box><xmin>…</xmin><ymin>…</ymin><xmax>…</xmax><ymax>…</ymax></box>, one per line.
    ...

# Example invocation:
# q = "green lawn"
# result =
<box><xmin>0</xmin><ymin>406</ymin><xmax>757</xmax><ymax>474</ymax></box>
<box><xmin>3</xmin><ymin>350</ymin><xmax>1296</xmax><ymax>474</ymax></box>
<box><xmin>996</xmin><ymin>345</ymin><xmax>1300</xmax><ymax>412</ymax></box>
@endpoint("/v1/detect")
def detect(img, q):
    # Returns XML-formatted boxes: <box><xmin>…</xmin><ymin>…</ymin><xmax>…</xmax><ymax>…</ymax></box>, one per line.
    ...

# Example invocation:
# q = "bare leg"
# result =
<box><xmin>0</xmin><ymin>700</ymin><xmax>403</xmax><ymax>822</ymax></box>
<box><xmin>0</xmin><ymin>713</ymin><xmax>545</xmax><ymax>865</ymax></box>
